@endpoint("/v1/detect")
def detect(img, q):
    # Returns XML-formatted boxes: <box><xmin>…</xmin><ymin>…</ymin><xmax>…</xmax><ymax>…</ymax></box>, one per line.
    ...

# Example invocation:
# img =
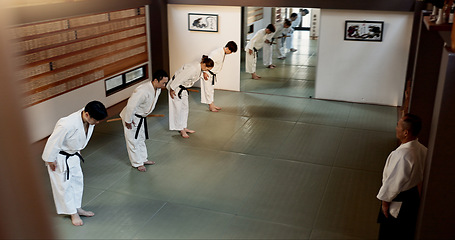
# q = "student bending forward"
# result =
<box><xmin>167</xmin><ymin>55</ymin><xmax>214</xmax><ymax>138</ymax></box>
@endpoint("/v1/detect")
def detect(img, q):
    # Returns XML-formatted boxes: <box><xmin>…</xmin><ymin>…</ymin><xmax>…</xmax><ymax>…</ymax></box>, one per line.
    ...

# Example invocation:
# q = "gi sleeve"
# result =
<box><xmin>42</xmin><ymin>122</ymin><xmax>68</xmax><ymax>163</ymax></box>
<box><xmin>122</xmin><ymin>88</ymin><xmax>146</xmax><ymax>123</ymax></box>
<box><xmin>377</xmin><ymin>151</ymin><xmax>413</xmax><ymax>202</ymax></box>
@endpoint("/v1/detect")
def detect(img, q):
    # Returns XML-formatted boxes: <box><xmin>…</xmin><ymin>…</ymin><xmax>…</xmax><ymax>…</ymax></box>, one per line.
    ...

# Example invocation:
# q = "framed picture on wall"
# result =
<box><xmin>188</xmin><ymin>13</ymin><xmax>218</xmax><ymax>32</ymax></box>
<box><xmin>344</xmin><ymin>20</ymin><xmax>384</xmax><ymax>42</ymax></box>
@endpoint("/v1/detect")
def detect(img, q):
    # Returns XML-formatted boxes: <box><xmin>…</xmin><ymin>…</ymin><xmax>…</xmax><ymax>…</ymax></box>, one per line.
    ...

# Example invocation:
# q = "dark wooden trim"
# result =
<box><xmin>149</xmin><ymin>0</ymin><xmax>169</xmax><ymax>73</ymax></box>
<box><xmin>167</xmin><ymin>0</ymin><xmax>416</xmax><ymax>12</ymax></box>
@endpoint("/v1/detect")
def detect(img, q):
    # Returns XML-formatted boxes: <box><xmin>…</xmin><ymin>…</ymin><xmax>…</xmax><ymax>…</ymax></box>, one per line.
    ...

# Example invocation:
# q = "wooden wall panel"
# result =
<box><xmin>11</xmin><ymin>7</ymin><xmax>149</xmax><ymax>107</ymax></box>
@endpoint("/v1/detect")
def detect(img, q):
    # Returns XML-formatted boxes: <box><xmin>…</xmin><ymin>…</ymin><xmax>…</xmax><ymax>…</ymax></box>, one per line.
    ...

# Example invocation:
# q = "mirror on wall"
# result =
<box><xmin>240</xmin><ymin>7</ymin><xmax>320</xmax><ymax>99</ymax></box>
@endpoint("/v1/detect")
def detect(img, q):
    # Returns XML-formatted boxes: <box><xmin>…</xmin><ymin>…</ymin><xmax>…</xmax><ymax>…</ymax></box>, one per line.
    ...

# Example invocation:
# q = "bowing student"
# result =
<box><xmin>42</xmin><ymin>101</ymin><xmax>108</xmax><ymax>226</ymax></box>
<box><xmin>119</xmin><ymin>69</ymin><xmax>169</xmax><ymax>172</ymax></box>
<box><xmin>263</xmin><ymin>19</ymin><xmax>291</xmax><ymax>67</ymax></box>
<box><xmin>167</xmin><ymin>55</ymin><xmax>214</xmax><ymax>138</ymax></box>
<box><xmin>245</xmin><ymin>24</ymin><xmax>275</xmax><ymax>79</ymax></box>
<box><xmin>201</xmin><ymin>41</ymin><xmax>237</xmax><ymax>112</ymax></box>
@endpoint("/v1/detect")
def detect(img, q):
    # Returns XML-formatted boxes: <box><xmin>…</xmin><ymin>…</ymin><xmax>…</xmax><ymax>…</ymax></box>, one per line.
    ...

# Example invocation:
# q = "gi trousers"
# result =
<box><xmin>47</xmin><ymin>154</ymin><xmax>83</xmax><ymax>215</ymax></box>
<box><xmin>169</xmin><ymin>90</ymin><xmax>189</xmax><ymax>131</ymax></box>
<box><xmin>122</xmin><ymin>115</ymin><xmax>148</xmax><ymax>167</ymax></box>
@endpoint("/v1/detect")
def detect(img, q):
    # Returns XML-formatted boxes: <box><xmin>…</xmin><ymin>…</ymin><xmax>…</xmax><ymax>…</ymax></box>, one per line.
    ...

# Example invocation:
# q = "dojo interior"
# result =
<box><xmin>1</xmin><ymin>0</ymin><xmax>454</xmax><ymax>239</ymax></box>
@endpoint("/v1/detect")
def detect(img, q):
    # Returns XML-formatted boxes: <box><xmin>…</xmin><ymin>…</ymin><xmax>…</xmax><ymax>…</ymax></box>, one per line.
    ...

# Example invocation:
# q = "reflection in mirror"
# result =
<box><xmin>240</xmin><ymin>7</ymin><xmax>320</xmax><ymax>99</ymax></box>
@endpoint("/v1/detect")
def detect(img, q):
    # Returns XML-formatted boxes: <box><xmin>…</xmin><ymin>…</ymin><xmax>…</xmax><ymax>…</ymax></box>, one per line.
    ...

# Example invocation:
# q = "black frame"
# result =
<box><xmin>344</xmin><ymin>20</ymin><xmax>384</xmax><ymax>42</ymax></box>
<box><xmin>188</xmin><ymin>13</ymin><xmax>218</xmax><ymax>32</ymax></box>
<box><xmin>105</xmin><ymin>65</ymin><xmax>148</xmax><ymax>96</ymax></box>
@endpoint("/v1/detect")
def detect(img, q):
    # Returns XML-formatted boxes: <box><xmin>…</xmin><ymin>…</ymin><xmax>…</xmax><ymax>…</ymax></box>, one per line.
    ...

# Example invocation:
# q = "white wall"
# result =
<box><xmin>167</xmin><ymin>4</ymin><xmax>241</xmax><ymax>91</ymax></box>
<box><xmin>315</xmin><ymin>10</ymin><xmax>413</xmax><ymax>106</ymax></box>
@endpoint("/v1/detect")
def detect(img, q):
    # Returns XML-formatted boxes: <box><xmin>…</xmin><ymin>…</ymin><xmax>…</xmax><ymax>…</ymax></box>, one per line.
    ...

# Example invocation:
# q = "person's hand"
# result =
<box><xmin>248</xmin><ymin>49</ymin><xmax>253</xmax><ymax>55</ymax></box>
<box><xmin>203</xmin><ymin>72</ymin><xmax>209</xmax><ymax>80</ymax></box>
<box><xmin>125</xmin><ymin>122</ymin><xmax>134</xmax><ymax>129</ymax></box>
<box><xmin>265</xmin><ymin>39</ymin><xmax>271</xmax><ymax>44</ymax></box>
<box><xmin>170</xmin><ymin>89</ymin><xmax>176</xmax><ymax>99</ymax></box>
<box><xmin>381</xmin><ymin>201</ymin><xmax>390</xmax><ymax>218</ymax></box>
<box><xmin>48</xmin><ymin>161</ymin><xmax>57</xmax><ymax>171</ymax></box>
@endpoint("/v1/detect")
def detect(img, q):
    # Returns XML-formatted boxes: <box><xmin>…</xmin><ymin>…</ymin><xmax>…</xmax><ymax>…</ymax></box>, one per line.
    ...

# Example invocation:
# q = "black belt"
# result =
<box><xmin>208</xmin><ymin>70</ymin><xmax>216</xmax><ymax>85</ymax></box>
<box><xmin>270</xmin><ymin>38</ymin><xmax>275</xmax><ymax>45</ymax></box>
<box><xmin>134</xmin><ymin>114</ymin><xmax>149</xmax><ymax>140</ymax></box>
<box><xmin>178</xmin><ymin>85</ymin><xmax>189</xmax><ymax>99</ymax></box>
<box><xmin>59</xmin><ymin>151</ymin><xmax>84</xmax><ymax>180</ymax></box>
<box><xmin>253</xmin><ymin>47</ymin><xmax>258</xmax><ymax>59</ymax></box>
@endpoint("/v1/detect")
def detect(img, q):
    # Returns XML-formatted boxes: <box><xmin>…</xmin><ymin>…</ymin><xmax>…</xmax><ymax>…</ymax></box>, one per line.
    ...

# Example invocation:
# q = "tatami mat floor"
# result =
<box><xmin>35</xmin><ymin>31</ymin><xmax>398</xmax><ymax>239</ymax></box>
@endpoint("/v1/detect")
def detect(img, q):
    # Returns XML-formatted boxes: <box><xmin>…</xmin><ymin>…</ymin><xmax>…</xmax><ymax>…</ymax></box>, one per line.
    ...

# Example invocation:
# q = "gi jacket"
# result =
<box><xmin>42</xmin><ymin>109</ymin><xmax>93</xmax><ymax>163</ymax></box>
<box><xmin>167</xmin><ymin>61</ymin><xmax>202</xmax><ymax>91</ymax></box>
<box><xmin>377</xmin><ymin>139</ymin><xmax>427</xmax><ymax>202</ymax></box>
<box><xmin>120</xmin><ymin>81</ymin><xmax>161</xmax><ymax>123</ymax></box>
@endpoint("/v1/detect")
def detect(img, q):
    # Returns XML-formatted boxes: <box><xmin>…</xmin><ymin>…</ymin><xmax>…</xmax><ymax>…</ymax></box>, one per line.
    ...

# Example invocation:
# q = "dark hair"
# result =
<box><xmin>284</xmin><ymin>19</ymin><xmax>292</xmax><ymax>27</ymax></box>
<box><xmin>402</xmin><ymin>113</ymin><xmax>422</xmax><ymax>137</ymax></box>
<box><xmin>290</xmin><ymin>13</ymin><xmax>298</xmax><ymax>18</ymax></box>
<box><xmin>266</xmin><ymin>24</ymin><xmax>276</xmax><ymax>33</ymax></box>
<box><xmin>201</xmin><ymin>55</ymin><xmax>214</xmax><ymax>68</ymax></box>
<box><xmin>152</xmin><ymin>69</ymin><xmax>169</xmax><ymax>82</ymax></box>
<box><xmin>301</xmin><ymin>9</ymin><xmax>309</xmax><ymax>14</ymax></box>
<box><xmin>225</xmin><ymin>41</ymin><xmax>238</xmax><ymax>53</ymax></box>
<box><xmin>85</xmin><ymin>101</ymin><xmax>107</xmax><ymax>121</ymax></box>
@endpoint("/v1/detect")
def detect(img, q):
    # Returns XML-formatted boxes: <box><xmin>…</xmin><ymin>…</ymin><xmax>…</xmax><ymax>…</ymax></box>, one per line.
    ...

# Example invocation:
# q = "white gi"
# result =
<box><xmin>167</xmin><ymin>62</ymin><xmax>203</xmax><ymax>130</ymax></box>
<box><xmin>263</xmin><ymin>22</ymin><xmax>286</xmax><ymax>65</ymax></box>
<box><xmin>245</xmin><ymin>28</ymin><xmax>270</xmax><ymax>73</ymax></box>
<box><xmin>42</xmin><ymin>108</ymin><xmax>94</xmax><ymax>215</ymax></box>
<box><xmin>286</xmin><ymin>13</ymin><xmax>302</xmax><ymax>50</ymax></box>
<box><xmin>201</xmin><ymin>47</ymin><xmax>225</xmax><ymax>105</ymax></box>
<box><xmin>120</xmin><ymin>81</ymin><xmax>161</xmax><ymax>167</ymax></box>
<box><xmin>377</xmin><ymin>139</ymin><xmax>427</xmax><ymax>202</ymax></box>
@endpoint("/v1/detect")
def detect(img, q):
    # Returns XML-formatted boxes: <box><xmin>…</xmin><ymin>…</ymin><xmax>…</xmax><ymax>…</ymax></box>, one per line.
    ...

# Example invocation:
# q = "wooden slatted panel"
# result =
<box><xmin>18</xmin><ymin>27</ymin><xmax>145</xmax><ymax>64</ymax></box>
<box><xmin>19</xmin><ymin>35</ymin><xmax>147</xmax><ymax>79</ymax></box>
<box><xmin>9</xmin><ymin>20</ymin><xmax>68</xmax><ymax>39</ymax></box>
<box><xmin>76</xmin><ymin>16</ymin><xmax>145</xmax><ymax>39</ymax></box>
<box><xmin>22</xmin><ymin>46</ymin><xmax>147</xmax><ymax>93</ymax></box>
<box><xmin>23</xmin><ymin>53</ymin><xmax>147</xmax><ymax>107</ymax></box>
<box><xmin>15</xmin><ymin>31</ymin><xmax>76</xmax><ymax>52</ymax></box>
<box><xmin>69</xmin><ymin>13</ymin><xmax>109</xmax><ymax>28</ymax></box>
<box><xmin>11</xmin><ymin>7</ymin><xmax>148</xmax><ymax>107</ymax></box>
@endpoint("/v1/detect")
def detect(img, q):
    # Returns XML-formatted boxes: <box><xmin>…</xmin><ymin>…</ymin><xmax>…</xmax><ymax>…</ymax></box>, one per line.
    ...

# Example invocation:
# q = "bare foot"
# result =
<box><xmin>267</xmin><ymin>65</ymin><xmax>276</xmax><ymax>69</ymax></box>
<box><xmin>77</xmin><ymin>208</ymin><xmax>95</xmax><ymax>217</ymax></box>
<box><xmin>209</xmin><ymin>103</ymin><xmax>220</xmax><ymax>112</ymax></box>
<box><xmin>180</xmin><ymin>130</ymin><xmax>189</xmax><ymax>138</ymax></box>
<box><xmin>144</xmin><ymin>160</ymin><xmax>155</xmax><ymax>165</ymax></box>
<box><xmin>252</xmin><ymin>73</ymin><xmax>261</xmax><ymax>80</ymax></box>
<box><xmin>184</xmin><ymin>128</ymin><xmax>195</xmax><ymax>133</ymax></box>
<box><xmin>71</xmin><ymin>213</ymin><xmax>83</xmax><ymax>226</ymax></box>
<box><xmin>137</xmin><ymin>165</ymin><xmax>146</xmax><ymax>172</ymax></box>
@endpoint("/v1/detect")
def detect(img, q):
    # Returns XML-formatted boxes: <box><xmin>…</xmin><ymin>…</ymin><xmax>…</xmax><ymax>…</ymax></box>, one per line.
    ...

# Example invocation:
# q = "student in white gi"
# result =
<box><xmin>168</xmin><ymin>55</ymin><xmax>214</xmax><ymax>138</ymax></box>
<box><xmin>377</xmin><ymin>113</ymin><xmax>427</xmax><ymax>240</ymax></box>
<box><xmin>263</xmin><ymin>19</ymin><xmax>292</xmax><ymax>68</ymax></box>
<box><xmin>201</xmin><ymin>41</ymin><xmax>238</xmax><ymax>112</ymax></box>
<box><xmin>285</xmin><ymin>9</ymin><xmax>309</xmax><ymax>53</ymax></box>
<box><xmin>245</xmin><ymin>24</ymin><xmax>275</xmax><ymax>79</ymax></box>
<box><xmin>42</xmin><ymin>101</ymin><xmax>107</xmax><ymax>226</ymax></box>
<box><xmin>120</xmin><ymin>70</ymin><xmax>169</xmax><ymax>172</ymax></box>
